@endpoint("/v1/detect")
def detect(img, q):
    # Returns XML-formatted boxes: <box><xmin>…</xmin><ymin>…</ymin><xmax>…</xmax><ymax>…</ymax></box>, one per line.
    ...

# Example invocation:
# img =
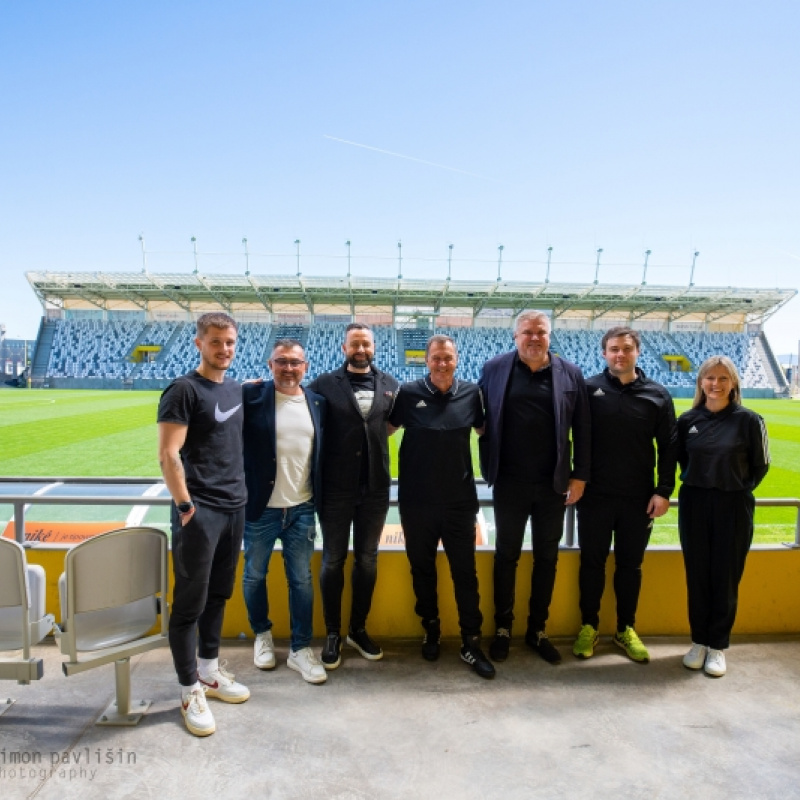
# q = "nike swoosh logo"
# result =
<box><xmin>215</xmin><ymin>403</ymin><xmax>242</xmax><ymax>423</ymax></box>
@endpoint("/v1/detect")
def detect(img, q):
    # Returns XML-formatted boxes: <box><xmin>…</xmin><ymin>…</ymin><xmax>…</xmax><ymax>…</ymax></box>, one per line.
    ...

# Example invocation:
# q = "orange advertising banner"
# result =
<box><xmin>2</xmin><ymin>521</ymin><xmax>127</xmax><ymax>544</ymax></box>
<box><xmin>379</xmin><ymin>523</ymin><xmax>486</xmax><ymax>547</ymax></box>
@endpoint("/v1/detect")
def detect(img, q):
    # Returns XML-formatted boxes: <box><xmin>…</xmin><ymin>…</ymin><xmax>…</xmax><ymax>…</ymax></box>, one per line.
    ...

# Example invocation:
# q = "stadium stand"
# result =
<box><xmin>37</xmin><ymin>319</ymin><xmax>783</xmax><ymax>394</ymax></box>
<box><xmin>47</xmin><ymin>320</ymin><xmax>144</xmax><ymax>379</ymax></box>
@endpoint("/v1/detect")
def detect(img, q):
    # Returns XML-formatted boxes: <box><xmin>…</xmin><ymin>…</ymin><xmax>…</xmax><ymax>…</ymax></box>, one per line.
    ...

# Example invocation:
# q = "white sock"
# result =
<box><xmin>197</xmin><ymin>657</ymin><xmax>218</xmax><ymax>678</ymax></box>
<box><xmin>182</xmin><ymin>681</ymin><xmax>202</xmax><ymax>699</ymax></box>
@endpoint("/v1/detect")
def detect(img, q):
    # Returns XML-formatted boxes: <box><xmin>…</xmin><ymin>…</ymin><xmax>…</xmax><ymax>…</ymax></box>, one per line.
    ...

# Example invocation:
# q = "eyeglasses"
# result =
<box><xmin>516</xmin><ymin>330</ymin><xmax>549</xmax><ymax>338</ymax></box>
<box><xmin>271</xmin><ymin>358</ymin><xmax>306</xmax><ymax>368</ymax></box>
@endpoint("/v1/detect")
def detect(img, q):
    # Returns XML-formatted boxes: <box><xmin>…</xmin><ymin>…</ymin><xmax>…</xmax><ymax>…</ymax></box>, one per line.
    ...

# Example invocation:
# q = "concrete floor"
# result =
<box><xmin>1</xmin><ymin>635</ymin><xmax>799</xmax><ymax>800</ymax></box>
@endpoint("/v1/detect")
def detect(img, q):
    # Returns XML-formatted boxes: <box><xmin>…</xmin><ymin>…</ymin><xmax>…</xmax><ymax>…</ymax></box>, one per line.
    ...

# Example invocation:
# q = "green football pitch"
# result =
<box><xmin>0</xmin><ymin>389</ymin><xmax>798</xmax><ymax>544</ymax></box>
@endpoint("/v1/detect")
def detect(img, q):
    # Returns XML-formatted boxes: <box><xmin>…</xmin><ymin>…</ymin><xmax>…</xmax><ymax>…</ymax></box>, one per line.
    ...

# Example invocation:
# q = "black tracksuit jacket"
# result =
<box><xmin>677</xmin><ymin>402</ymin><xmax>770</xmax><ymax>491</ymax></box>
<box><xmin>585</xmin><ymin>367</ymin><xmax>678</xmax><ymax>499</ymax></box>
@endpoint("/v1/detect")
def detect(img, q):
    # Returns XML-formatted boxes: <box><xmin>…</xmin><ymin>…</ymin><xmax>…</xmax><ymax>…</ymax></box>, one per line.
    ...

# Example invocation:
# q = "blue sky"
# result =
<box><xmin>2</xmin><ymin>1</ymin><xmax>798</xmax><ymax>353</ymax></box>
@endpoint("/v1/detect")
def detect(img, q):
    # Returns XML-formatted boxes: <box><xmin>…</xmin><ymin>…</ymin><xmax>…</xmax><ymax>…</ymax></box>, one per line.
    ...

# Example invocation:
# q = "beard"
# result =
<box><xmin>347</xmin><ymin>352</ymin><xmax>373</xmax><ymax>369</ymax></box>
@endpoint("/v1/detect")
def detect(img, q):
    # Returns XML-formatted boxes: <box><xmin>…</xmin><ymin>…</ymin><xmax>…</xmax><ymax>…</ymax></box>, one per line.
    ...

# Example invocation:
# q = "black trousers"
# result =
<box><xmin>576</xmin><ymin>491</ymin><xmax>653</xmax><ymax>631</ymax></box>
<box><xmin>492</xmin><ymin>478</ymin><xmax>566</xmax><ymax>633</ymax></box>
<box><xmin>318</xmin><ymin>486</ymin><xmax>390</xmax><ymax>633</ymax></box>
<box><xmin>678</xmin><ymin>485</ymin><xmax>754</xmax><ymax>650</ymax></box>
<box><xmin>399</xmin><ymin>500</ymin><xmax>483</xmax><ymax>638</ymax></box>
<box><xmin>169</xmin><ymin>504</ymin><xmax>244</xmax><ymax>686</ymax></box>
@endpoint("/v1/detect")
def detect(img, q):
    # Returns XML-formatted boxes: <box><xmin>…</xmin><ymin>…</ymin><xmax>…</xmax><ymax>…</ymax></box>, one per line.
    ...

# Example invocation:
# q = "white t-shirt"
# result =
<box><xmin>268</xmin><ymin>389</ymin><xmax>314</xmax><ymax>507</ymax></box>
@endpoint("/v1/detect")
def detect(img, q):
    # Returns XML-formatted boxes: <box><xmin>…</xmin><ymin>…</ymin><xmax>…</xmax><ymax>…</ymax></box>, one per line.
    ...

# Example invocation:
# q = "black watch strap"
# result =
<box><xmin>177</xmin><ymin>501</ymin><xmax>194</xmax><ymax>514</ymax></box>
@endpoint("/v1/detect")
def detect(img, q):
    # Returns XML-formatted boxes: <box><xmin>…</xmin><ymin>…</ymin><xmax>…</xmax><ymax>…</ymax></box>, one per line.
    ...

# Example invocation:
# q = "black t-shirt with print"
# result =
<box><xmin>347</xmin><ymin>370</ymin><xmax>376</xmax><ymax>487</ymax></box>
<box><xmin>157</xmin><ymin>371</ymin><xmax>247</xmax><ymax>510</ymax></box>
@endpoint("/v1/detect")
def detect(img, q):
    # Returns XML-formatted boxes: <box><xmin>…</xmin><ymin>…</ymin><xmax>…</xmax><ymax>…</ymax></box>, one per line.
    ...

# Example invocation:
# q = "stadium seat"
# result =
<box><xmin>54</xmin><ymin>526</ymin><xmax>169</xmax><ymax>726</ymax></box>
<box><xmin>0</xmin><ymin>538</ymin><xmax>54</xmax><ymax>714</ymax></box>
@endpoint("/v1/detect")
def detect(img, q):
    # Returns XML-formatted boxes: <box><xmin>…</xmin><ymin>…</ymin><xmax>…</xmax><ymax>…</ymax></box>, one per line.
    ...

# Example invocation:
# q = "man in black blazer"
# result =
<box><xmin>479</xmin><ymin>311</ymin><xmax>590</xmax><ymax>664</ymax></box>
<box><xmin>307</xmin><ymin>323</ymin><xmax>399</xmax><ymax>669</ymax></box>
<box><xmin>242</xmin><ymin>338</ymin><xmax>327</xmax><ymax>684</ymax></box>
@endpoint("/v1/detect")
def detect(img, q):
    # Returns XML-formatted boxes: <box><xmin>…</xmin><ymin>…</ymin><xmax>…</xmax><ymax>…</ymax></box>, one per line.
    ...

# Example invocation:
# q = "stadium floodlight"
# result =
<box><xmin>497</xmin><ymin>244</ymin><xmax>504</xmax><ymax>282</ymax></box>
<box><xmin>642</xmin><ymin>249</ymin><xmax>651</xmax><ymax>285</ymax></box>
<box><xmin>295</xmin><ymin>239</ymin><xmax>301</xmax><ymax>277</ymax></box>
<box><xmin>242</xmin><ymin>237</ymin><xmax>250</xmax><ymax>276</ymax></box>
<box><xmin>689</xmin><ymin>250</ymin><xmax>700</xmax><ymax>286</ymax></box>
<box><xmin>397</xmin><ymin>240</ymin><xmax>402</xmax><ymax>280</ymax></box>
<box><xmin>594</xmin><ymin>248</ymin><xmax>603</xmax><ymax>284</ymax></box>
<box><xmin>346</xmin><ymin>240</ymin><xmax>351</xmax><ymax>278</ymax></box>
<box><xmin>191</xmin><ymin>236</ymin><xmax>198</xmax><ymax>275</ymax></box>
<box><xmin>545</xmin><ymin>246</ymin><xmax>553</xmax><ymax>283</ymax></box>
<box><xmin>138</xmin><ymin>234</ymin><xmax>147</xmax><ymax>274</ymax></box>
<box><xmin>447</xmin><ymin>244</ymin><xmax>453</xmax><ymax>281</ymax></box>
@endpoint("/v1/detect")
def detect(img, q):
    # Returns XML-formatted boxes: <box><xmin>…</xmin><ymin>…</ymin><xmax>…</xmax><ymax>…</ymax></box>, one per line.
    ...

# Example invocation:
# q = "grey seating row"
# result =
<box><xmin>0</xmin><ymin>527</ymin><xmax>169</xmax><ymax>726</ymax></box>
<box><xmin>43</xmin><ymin>320</ymin><xmax>774</xmax><ymax>389</ymax></box>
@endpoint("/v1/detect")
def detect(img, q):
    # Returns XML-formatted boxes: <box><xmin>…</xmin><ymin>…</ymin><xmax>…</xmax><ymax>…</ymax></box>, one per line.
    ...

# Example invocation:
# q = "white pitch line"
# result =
<box><xmin>24</xmin><ymin>482</ymin><xmax>64</xmax><ymax>515</ymax></box>
<box><xmin>323</xmin><ymin>135</ymin><xmax>497</xmax><ymax>181</ymax></box>
<box><xmin>127</xmin><ymin>483</ymin><xmax>168</xmax><ymax>527</ymax></box>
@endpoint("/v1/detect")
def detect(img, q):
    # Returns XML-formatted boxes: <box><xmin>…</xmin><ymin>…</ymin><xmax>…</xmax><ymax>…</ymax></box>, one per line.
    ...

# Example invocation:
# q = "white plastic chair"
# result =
<box><xmin>0</xmin><ymin>538</ymin><xmax>54</xmax><ymax>716</ymax></box>
<box><xmin>55</xmin><ymin>526</ymin><xmax>169</xmax><ymax>726</ymax></box>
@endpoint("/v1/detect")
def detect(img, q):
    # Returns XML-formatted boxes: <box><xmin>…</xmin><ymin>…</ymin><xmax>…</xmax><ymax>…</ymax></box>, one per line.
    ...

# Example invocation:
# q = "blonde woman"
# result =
<box><xmin>677</xmin><ymin>355</ymin><xmax>770</xmax><ymax>677</ymax></box>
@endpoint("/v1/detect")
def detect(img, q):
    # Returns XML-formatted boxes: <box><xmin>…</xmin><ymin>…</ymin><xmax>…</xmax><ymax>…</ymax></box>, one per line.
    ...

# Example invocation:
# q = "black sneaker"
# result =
<box><xmin>460</xmin><ymin>637</ymin><xmax>496</xmax><ymax>679</ymax></box>
<box><xmin>489</xmin><ymin>627</ymin><xmax>511</xmax><ymax>662</ymax></box>
<box><xmin>525</xmin><ymin>630</ymin><xmax>562</xmax><ymax>664</ymax></box>
<box><xmin>421</xmin><ymin>619</ymin><xmax>441</xmax><ymax>661</ymax></box>
<box><xmin>321</xmin><ymin>632</ymin><xmax>342</xmax><ymax>670</ymax></box>
<box><xmin>346</xmin><ymin>628</ymin><xmax>383</xmax><ymax>661</ymax></box>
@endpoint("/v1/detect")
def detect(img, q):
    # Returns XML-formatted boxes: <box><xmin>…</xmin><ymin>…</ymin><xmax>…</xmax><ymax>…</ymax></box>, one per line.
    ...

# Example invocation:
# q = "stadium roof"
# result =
<box><xmin>26</xmin><ymin>271</ymin><xmax>797</xmax><ymax>324</ymax></box>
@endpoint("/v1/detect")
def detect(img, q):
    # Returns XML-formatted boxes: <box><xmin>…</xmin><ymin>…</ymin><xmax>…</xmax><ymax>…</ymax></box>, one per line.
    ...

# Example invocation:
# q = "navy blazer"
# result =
<box><xmin>242</xmin><ymin>381</ymin><xmax>326</xmax><ymax>521</ymax></box>
<box><xmin>478</xmin><ymin>351</ymin><xmax>591</xmax><ymax>493</ymax></box>
<box><xmin>308</xmin><ymin>364</ymin><xmax>399</xmax><ymax>498</ymax></box>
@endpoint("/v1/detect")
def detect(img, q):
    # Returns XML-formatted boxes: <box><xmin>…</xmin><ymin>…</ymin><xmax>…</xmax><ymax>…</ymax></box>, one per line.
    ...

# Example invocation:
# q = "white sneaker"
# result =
<box><xmin>287</xmin><ymin>647</ymin><xmax>328</xmax><ymax>684</ymax></box>
<box><xmin>254</xmin><ymin>631</ymin><xmax>276</xmax><ymax>670</ymax></box>
<box><xmin>199</xmin><ymin>662</ymin><xmax>251</xmax><ymax>703</ymax></box>
<box><xmin>704</xmin><ymin>648</ymin><xmax>727</xmax><ymax>677</ymax></box>
<box><xmin>181</xmin><ymin>687</ymin><xmax>216</xmax><ymax>737</ymax></box>
<box><xmin>683</xmin><ymin>643</ymin><xmax>708</xmax><ymax>670</ymax></box>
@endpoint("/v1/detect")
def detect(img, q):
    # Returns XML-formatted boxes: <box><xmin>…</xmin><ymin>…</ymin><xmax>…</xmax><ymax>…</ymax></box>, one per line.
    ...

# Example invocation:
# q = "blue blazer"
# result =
<box><xmin>242</xmin><ymin>381</ymin><xmax>326</xmax><ymax>522</ymax></box>
<box><xmin>478</xmin><ymin>351</ymin><xmax>591</xmax><ymax>493</ymax></box>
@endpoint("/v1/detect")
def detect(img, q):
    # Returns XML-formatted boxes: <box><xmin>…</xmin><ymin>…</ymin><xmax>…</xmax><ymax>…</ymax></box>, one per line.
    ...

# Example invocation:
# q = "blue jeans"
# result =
<box><xmin>243</xmin><ymin>501</ymin><xmax>317</xmax><ymax>651</ymax></box>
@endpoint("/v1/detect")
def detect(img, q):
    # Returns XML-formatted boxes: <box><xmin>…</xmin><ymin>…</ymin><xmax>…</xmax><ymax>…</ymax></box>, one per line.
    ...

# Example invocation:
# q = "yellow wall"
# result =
<box><xmin>25</xmin><ymin>545</ymin><xmax>800</xmax><ymax>639</ymax></box>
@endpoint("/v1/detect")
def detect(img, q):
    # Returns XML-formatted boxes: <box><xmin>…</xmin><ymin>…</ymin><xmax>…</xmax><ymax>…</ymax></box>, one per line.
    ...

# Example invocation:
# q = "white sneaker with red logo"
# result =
<box><xmin>181</xmin><ymin>687</ymin><xmax>216</xmax><ymax>737</ymax></box>
<box><xmin>198</xmin><ymin>663</ymin><xmax>251</xmax><ymax>703</ymax></box>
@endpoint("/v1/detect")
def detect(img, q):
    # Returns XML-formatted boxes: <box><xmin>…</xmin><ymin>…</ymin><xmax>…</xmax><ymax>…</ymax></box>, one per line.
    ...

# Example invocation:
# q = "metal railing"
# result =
<box><xmin>2</xmin><ymin>478</ymin><xmax>799</xmax><ymax>549</ymax></box>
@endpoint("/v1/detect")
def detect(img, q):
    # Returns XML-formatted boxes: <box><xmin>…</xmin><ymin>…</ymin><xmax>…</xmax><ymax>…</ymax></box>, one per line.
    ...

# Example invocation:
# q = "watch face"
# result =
<box><xmin>178</xmin><ymin>502</ymin><xmax>193</xmax><ymax>513</ymax></box>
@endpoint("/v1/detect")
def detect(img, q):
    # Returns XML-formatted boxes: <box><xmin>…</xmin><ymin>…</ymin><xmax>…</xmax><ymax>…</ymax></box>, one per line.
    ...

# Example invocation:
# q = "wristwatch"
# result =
<box><xmin>177</xmin><ymin>501</ymin><xmax>194</xmax><ymax>514</ymax></box>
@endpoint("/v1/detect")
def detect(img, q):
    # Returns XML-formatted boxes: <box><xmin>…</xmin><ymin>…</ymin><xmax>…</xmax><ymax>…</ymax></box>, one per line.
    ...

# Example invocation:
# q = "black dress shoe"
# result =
<box><xmin>461</xmin><ymin>636</ymin><xmax>496</xmax><ymax>679</ymax></box>
<box><xmin>525</xmin><ymin>630</ymin><xmax>562</xmax><ymax>664</ymax></box>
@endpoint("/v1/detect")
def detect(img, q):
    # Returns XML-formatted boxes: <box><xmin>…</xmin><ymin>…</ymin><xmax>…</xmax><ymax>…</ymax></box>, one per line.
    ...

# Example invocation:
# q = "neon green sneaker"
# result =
<box><xmin>572</xmin><ymin>624</ymin><xmax>599</xmax><ymax>659</ymax></box>
<box><xmin>613</xmin><ymin>627</ymin><xmax>650</xmax><ymax>663</ymax></box>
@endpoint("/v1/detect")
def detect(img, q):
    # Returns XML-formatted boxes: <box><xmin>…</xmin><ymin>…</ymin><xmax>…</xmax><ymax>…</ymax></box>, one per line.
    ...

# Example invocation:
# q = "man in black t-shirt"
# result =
<box><xmin>388</xmin><ymin>335</ymin><xmax>495</xmax><ymax>680</ymax></box>
<box><xmin>307</xmin><ymin>323</ymin><xmax>399</xmax><ymax>669</ymax></box>
<box><xmin>158</xmin><ymin>312</ymin><xmax>249</xmax><ymax>737</ymax></box>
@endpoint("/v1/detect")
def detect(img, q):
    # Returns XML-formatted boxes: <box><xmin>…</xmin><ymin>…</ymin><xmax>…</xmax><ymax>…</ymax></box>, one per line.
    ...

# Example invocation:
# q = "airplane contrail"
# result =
<box><xmin>323</xmin><ymin>135</ymin><xmax>497</xmax><ymax>181</ymax></box>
